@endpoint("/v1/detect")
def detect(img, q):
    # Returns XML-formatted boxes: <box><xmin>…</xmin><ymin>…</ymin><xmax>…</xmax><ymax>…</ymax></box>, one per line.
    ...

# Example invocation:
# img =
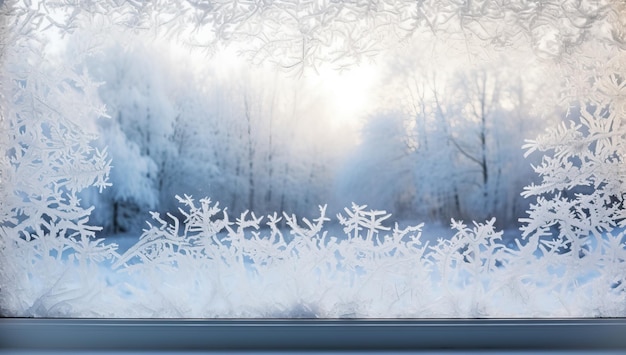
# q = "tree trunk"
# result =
<box><xmin>244</xmin><ymin>95</ymin><xmax>255</xmax><ymax>212</ymax></box>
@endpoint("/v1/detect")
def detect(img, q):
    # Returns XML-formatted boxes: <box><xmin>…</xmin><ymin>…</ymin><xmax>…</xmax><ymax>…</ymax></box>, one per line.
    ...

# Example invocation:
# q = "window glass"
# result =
<box><xmin>1</xmin><ymin>0</ymin><xmax>625</xmax><ymax>318</ymax></box>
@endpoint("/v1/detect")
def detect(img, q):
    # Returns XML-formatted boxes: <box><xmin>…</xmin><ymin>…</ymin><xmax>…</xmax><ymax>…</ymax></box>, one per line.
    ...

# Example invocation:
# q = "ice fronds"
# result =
<box><xmin>4</xmin><ymin>196</ymin><xmax>620</xmax><ymax>318</ymax></box>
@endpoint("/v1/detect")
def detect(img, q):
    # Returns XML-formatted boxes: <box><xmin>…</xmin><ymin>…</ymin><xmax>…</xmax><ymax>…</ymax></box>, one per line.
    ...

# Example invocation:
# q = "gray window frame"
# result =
<box><xmin>1</xmin><ymin>318</ymin><xmax>626</xmax><ymax>351</ymax></box>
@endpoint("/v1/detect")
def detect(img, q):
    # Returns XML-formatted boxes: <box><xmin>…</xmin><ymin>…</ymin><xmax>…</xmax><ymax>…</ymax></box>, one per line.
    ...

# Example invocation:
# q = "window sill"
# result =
<box><xmin>1</xmin><ymin>318</ymin><xmax>625</xmax><ymax>351</ymax></box>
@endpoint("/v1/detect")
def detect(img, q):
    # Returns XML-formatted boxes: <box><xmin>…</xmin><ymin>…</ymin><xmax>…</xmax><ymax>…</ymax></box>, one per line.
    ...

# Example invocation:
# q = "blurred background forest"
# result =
<box><xmin>50</xmin><ymin>29</ymin><xmax>562</xmax><ymax>235</ymax></box>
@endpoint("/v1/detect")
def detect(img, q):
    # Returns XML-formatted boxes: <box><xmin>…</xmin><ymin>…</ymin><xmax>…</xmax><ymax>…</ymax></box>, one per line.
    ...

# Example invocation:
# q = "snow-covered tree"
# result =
<box><xmin>66</xmin><ymin>27</ymin><xmax>344</xmax><ymax>224</ymax></box>
<box><xmin>341</xmin><ymin>54</ymin><xmax>550</xmax><ymax>226</ymax></box>
<box><xmin>337</xmin><ymin>112</ymin><xmax>416</xmax><ymax>217</ymax></box>
<box><xmin>79</xmin><ymin>39</ymin><xmax>181</xmax><ymax>232</ymax></box>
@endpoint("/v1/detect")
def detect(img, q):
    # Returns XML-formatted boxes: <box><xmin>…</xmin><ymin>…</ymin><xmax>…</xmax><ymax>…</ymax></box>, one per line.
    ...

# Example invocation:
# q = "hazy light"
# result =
<box><xmin>314</xmin><ymin>63</ymin><xmax>382</xmax><ymax>130</ymax></box>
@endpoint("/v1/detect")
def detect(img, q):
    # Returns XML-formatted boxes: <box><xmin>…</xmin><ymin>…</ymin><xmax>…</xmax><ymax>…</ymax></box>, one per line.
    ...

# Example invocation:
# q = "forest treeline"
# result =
<box><xmin>78</xmin><ymin>40</ymin><xmax>340</xmax><ymax>233</ymax></box>
<box><xmin>75</xmin><ymin>36</ymin><xmax>555</xmax><ymax>233</ymax></box>
<box><xmin>337</xmin><ymin>53</ymin><xmax>556</xmax><ymax>225</ymax></box>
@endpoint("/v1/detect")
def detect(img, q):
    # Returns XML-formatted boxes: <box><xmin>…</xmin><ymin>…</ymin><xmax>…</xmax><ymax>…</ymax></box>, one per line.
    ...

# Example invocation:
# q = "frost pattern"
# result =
<box><xmin>1</xmin><ymin>0</ymin><xmax>626</xmax><ymax>317</ymax></box>
<box><xmin>1</xmin><ymin>0</ymin><xmax>621</xmax><ymax>71</ymax></box>
<box><xmin>90</xmin><ymin>198</ymin><xmax>623</xmax><ymax>318</ymax></box>
<box><xmin>0</xmin><ymin>22</ymin><xmax>116</xmax><ymax>315</ymax></box>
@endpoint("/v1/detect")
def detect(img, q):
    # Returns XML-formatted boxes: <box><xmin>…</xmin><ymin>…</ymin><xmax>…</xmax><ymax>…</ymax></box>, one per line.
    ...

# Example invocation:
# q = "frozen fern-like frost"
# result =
<box><xmin>93</xmin><ymin>197</ymin><xmax>624</xmax><ymax>318</ymax></box>
<box><xmin>0</xmin><ymin>16</ymin><xmax>115</xmax><ymax>316</ymax></box>
<box><xmin>1</xmin><ymin>0</ymin><xmax>625</xmax><ymax>318</ymax></box>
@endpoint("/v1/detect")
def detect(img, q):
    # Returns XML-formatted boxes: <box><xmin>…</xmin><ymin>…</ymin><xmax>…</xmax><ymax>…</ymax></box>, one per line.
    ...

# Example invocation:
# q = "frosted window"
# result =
<box><xmin>1</xmin><ymin>0</ymin><xmax>625</xmax><ymax>318</ymax></box>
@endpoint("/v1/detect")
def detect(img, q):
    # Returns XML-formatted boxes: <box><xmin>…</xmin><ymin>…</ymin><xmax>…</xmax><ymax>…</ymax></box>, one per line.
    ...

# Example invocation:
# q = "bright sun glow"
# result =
<box><xmin>169</xmin><ymin>42</ymin><xmax>381</xmax><ymax>132</ymax></box>
<box><xmin>315</xmin><ymin>64</ymin><xmax>381</xmax><ymax>129</ymax></box>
